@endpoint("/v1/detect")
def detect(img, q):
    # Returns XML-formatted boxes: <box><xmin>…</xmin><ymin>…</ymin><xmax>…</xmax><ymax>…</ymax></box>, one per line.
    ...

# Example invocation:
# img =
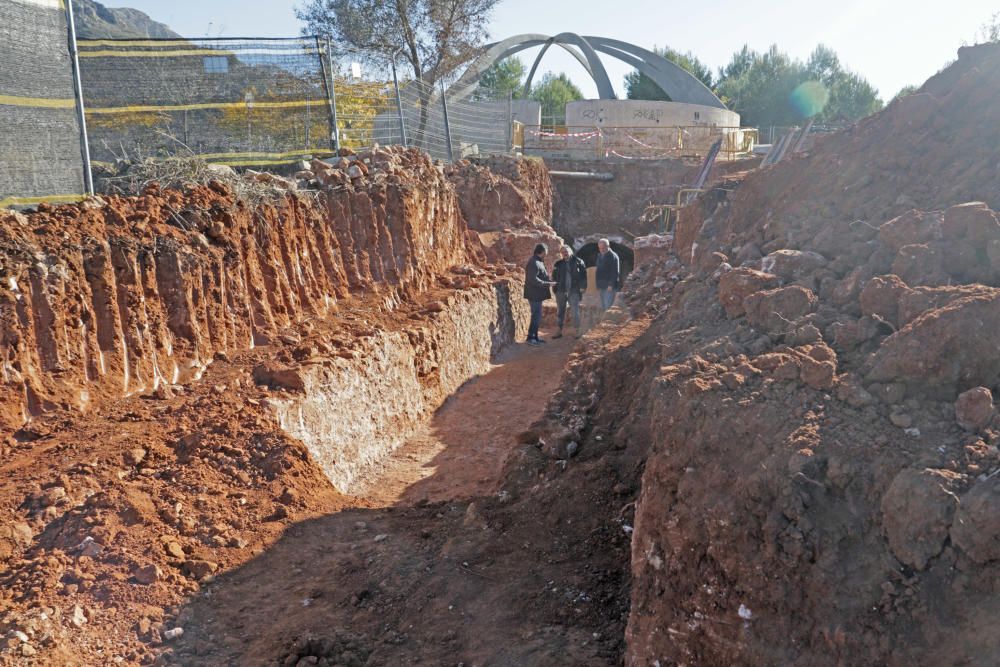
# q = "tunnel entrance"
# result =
<box><xmin>577</xmin><ymin>241</ymin><xmax>635</xmax><ymax>280</ymax></box>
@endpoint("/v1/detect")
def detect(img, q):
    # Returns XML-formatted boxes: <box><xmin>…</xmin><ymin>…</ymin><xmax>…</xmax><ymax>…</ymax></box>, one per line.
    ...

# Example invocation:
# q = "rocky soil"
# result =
<box><xmin>599</xmin><ymin>42</ymin><xmax>1000</xmax><ymax>665</ymax></box>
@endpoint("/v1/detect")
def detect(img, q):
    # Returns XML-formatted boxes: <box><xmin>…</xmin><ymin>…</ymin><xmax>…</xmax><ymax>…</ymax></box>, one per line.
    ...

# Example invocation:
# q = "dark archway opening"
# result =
<box><xmin>577</xmin><ymin>241</ymin><xmax>635</xmax><ymax>280</ymax></box>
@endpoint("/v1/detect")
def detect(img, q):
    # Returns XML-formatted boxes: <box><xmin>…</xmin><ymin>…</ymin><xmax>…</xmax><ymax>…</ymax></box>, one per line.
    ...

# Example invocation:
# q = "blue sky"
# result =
<box><xmin>101</xmin><ymin>0</ymin><xmax>998</xmax><ymax>99</ymax></box>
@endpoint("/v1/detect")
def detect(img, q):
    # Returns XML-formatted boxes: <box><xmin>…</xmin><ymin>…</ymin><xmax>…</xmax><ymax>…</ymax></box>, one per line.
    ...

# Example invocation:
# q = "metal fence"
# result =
<box><xmin>80</xmin><ymin>36</ymin><xmax>338</xmax><ymax>169</ymax></box>
<box><xmin>522</xmin><ymin>125</ymin><xmax>758</xmax><ymax>161</ymax></box>
<box><xmin>0</xmin><ymin>0</ymin><xmax>89</xmax><ymax>208</ymax></box>
<box><xmin>0</xmin><ymin>17</ymin><xmax>517</xmax><ymax>208</ymax></box>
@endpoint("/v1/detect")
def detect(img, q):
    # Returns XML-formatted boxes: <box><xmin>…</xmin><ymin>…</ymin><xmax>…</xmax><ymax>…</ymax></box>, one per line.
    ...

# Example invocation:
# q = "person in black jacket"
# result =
<box><xmin>523</xmin><ymin>243</ymin><xmax>555</xmax><ymax>345</ymax></box>
<box><xmin>595</xmin><ymin>238</ymin><xmax>621</xmax><ymax>311</ymax></box>
<box><xmin>551</xmin><ymin>245</ymin><xmax>587</xmax><ymax>338</ymax></box>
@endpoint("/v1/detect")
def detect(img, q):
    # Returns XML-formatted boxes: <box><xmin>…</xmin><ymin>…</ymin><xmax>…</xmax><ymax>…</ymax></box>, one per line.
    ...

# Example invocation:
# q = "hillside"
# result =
<box><xmin>73</xmin><ymin>0</ymin><xmax>180</xmax><ymax>39</ymax></box>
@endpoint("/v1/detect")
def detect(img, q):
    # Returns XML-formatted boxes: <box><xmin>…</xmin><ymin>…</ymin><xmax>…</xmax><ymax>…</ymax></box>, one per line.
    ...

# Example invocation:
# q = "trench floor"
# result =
<box><xmin>350</xmin><ymin>327</ymin><xmax>578</xmax><ymax>507</ymax></box>
<box><xmin>170</xmin><ymin>327</ymin><xmax>628</xmax><ymax>666</ymax></box>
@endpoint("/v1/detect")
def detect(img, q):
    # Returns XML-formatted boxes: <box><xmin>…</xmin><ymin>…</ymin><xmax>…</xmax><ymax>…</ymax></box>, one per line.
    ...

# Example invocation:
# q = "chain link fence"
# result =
<box><xmin>79</xmin><ymin>37</ymin><xmax>338</xmax><ymax>169</ymax></box>
<box><xmin>0</xmin><ymin>0</ymin><xmax>89</xmax><ymax>208</ymax></box>
<box><xmin>1</xmin><ymin>18</ymin><xmax>519</xmax><ymax>208</ymax></box>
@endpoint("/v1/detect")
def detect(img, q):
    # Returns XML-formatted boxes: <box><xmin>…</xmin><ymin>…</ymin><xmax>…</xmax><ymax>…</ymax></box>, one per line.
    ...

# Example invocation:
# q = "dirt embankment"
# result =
<box><xmin>598</xmin><ymin>42</ymin><xmax>1000</xmax><ymax>665</ymax></box>
<box><xmin>0</xmin><ymin>147</ymin><xmax>541</xmax><ymax>665</ymax></box>
<box><xmin>447</xmin><ymin>155</ymin><xmax>565</xmax><ymax>269</ymax></box>
<box><xmin>0</xmin><ymin>147</ymin><xmax>481</xmax><ymax>433</ymax></box>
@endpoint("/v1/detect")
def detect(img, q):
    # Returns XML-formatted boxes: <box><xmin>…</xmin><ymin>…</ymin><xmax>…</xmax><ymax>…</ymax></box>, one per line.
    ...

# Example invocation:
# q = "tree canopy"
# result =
<box><xmin>295</xmin><ymin>0</ymin><xmax>501</xmax><ymax>84</ymax></box>
<box><xmin>624</xmin><ymin>46</ymin><xmax>714</xmax><ymax>101</ymax></box>
<box><xmin>473</xmin><ymin>57</ymin><xmax>526</xmax><ymax>99</ymax></box>
<box><xmin>529</xmin><ymin>72</ymin><xmax>583</xmax><ymax>124</ymax></box>
<box><xmin>714</xmin><ymin>44</ymin><xmax>883</xmax><ymax>126</ymax></box>
<box><xmin>622</xmin><ymin>42</ymin><xmax>883</xmax><ymax>127</ymax></box>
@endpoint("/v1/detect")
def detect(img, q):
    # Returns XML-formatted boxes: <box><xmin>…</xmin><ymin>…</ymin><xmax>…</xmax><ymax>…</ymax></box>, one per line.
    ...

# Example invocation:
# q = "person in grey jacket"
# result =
<box><xmin>595</xmin><ymin>238</ymin><xmax>621</xmax><ymax>310</ymax></box>
<box><xmin>523</xmin><ymin>243</ymin><xmax>555</xmax><ymax>345</ymax></box>
<box><xmin>551</xmin><ymin>245</ymin><xmax>587</xmax><ymax>338</ymax></box>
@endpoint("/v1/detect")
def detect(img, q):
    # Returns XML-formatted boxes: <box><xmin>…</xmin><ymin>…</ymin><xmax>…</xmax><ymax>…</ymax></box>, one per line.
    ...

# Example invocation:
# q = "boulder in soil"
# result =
<box><xmin>878</xmin><ymin>209</ymin><xmax>942</xmax><ymax>250</ymax></box>
<box><xmin>951</xmin><ymin>476</ymin><xmax>1000</xmax><ymax>564</ymax></box>
<box><xmin>760</xmin><ymin>249</ymin><xmax>827</xmax><ymax>281</ymax></box>
<box><xmin>717</xmin><ymin>267</ymin><xmax>779</xmax><ymax>317</ymax></box>
<box><xmin>955</xmin><ymin>387</ymin><xmax>994</xmax><ymax>431</ymax></box>
<box><xmin>868</xmin><ymin>292</ymin><xmax>1000</xmax><ymax>394</ymax></box>
<box><xmin>881</xmin><ymin>468</ymin><xmax>959</xmax><ymax>570</ymax></box>
<box><xmin>859</xmin><ymin>274</ymin><xmax>909</xmax><ymax>327</ymax></box>
<box><xmin>942</xmin><ymin>201</ymin><xmax>1000</xmax><ymax>242</ymax></box>
<box><xmin>744</xmin><ymin>285</ymin><xmax>818</xmax><ymax>334</ymax></box>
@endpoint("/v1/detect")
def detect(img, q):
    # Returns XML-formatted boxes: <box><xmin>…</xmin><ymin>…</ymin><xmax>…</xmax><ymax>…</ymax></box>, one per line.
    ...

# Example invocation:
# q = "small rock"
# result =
<box><xmin>565</xmin><ymin>441</ymin><xmax>579</xmax><ymax>458</ymax></box>
<box><xmin>20</xmin><ymin>643</ymin><xmax>36</xmax><ymax>657</ymax></box>
<box><xmin>124</xmin><ymin>448</ymin><xmax>147</xmax><ymax>467</ymax></box>
<box><xmin>134</xmin><ymin>564</ymin><xmax>162</xmax><ymax>585</ymax></box>
<box><xmin>13</xmin><ymin>630</ymin><xmax>29</xmax><ymax>643</ymax></box>
<box><xmin>373</xmin><ymin>534</ymin><xmax>388</xmax><ymax>543</ymax></box>
<box><xmin>890</xmin><ymin>412</ymin><xmax>913</xmax><ymax>429</ymax></box>
<box><xmin>152</xmin><ymin>385</ymin><xmax>175</xmax><ymax>400</ymax></box>
<box><xmin>184</xmin><ymin>560</ymin><xmax>218</xmax><ymax>580</ymax></box>
<box><xmin>163</xmin><ymin>540</ymin><xmax>185</xmax><ymax>560</ymax></box>
<box><xmin>71</xmin><ymin>605</ymin><xmax>87</xmax><ymax>627</ymax></box>
<box><xmin>163</xmin><ymin>627</ymin><xmax>184</xmax><ymax>641</ymax></box>
<box><xmin>956</xmin><ymin>387</ymin><xmax>994</xmax><ymax>432</ymax></box>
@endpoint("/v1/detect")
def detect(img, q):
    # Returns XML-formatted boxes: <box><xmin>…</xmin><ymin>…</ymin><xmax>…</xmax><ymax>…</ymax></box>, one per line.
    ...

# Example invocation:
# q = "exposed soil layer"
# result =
<box><xmin>447</xmin><ymin>155</ymin><xmax>565</xmax><ymax>271</ymax></box>
<box><xmin>607</xmin><ymin>42</ymin><xmax>1000</xmax><ymax>665</ymax></box>
<box><xmin>0</xmin><ymin>149</ymin><xmax>580</xmax><ymax>665</ymax></box>
<box><xmin>0</xmin><ymin>147</ymin><xmax>476</xmax><ymax>433</ymax></box>
<box><xmin>164</xmin><ymin>328</ymin><xmax>642</xmax><ymax>667</ymax></box>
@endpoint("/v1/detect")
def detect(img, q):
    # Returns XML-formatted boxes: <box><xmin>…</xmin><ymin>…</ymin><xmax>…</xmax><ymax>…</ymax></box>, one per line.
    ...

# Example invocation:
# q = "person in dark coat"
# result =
<box><xmin>595</xmin><ymin>238</ymin><xmax>621</xmax><ymax>310</ymax></box>
<box><xmin>551</xmin><ymin>244</ymin><xmax>587</xmax><ymax>338</ymax></box>
<box><xmin>523</xmin><ymin>243</ymin><xmax>555</xmax><ymax>345</ymax></box>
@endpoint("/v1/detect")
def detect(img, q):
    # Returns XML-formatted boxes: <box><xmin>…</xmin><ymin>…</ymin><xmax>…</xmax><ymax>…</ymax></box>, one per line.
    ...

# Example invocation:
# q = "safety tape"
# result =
<box><xmin>78</xmin><ymin>48</ymin><xmax>319</xmax><ymax>58</ymax></box>
<box><xmin>527</xmin><ymin>129</ymin><xmax>601</xmax><ymax>138</ymax></box>
<box><xmin>91</xmin><ymin>149</ymin><xmax>335</xmax><ymax>170</ymax></box>
<box><xmin>86</xmin><ymin>99</ymin><xmax>329</xmax><ymax>114</ymax></box>
<box><xmin>0</xmin><ymin>94</ymin><xmax>76</xmax><ymax>109</ymax></box>
<box><xmin>607</xmin><ymin>149</ymin><xmax>680</xmax><ymax>161</ymax></box>
<box><xmin>1</xmin><ymin>194</ymin><xmax>85</xmax><ymax>208</ymax></box>
<box><xmin>78</xmin><ymin>39</ymin><xmax>314</xmax><ymax>48</ymax></box>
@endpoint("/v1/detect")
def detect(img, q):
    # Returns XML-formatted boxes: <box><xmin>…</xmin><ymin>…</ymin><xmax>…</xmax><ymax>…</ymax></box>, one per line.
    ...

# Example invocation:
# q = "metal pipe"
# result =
<box><xmin>440</xmin><ymin>81</ymin><xmax>454</xmax><ymax>162</ymax></box>
<box><xmin>319</xmin><ymin>35</ymin><xmax>340</xmax><ymax>152</ymax></box>
<box><xmin>548</xmin><ymin>171</ymin><xmax>614</xmax><ymax>181</ymax></box>
<box><xmin>65</xmin><ymin>0</ymin><xmax>94</xmax><ymax>196</ymax></box>
<box><xmin>391</xmin><ymin>55</ymin><xmax>407</xmax><ymax>147</ymax></box>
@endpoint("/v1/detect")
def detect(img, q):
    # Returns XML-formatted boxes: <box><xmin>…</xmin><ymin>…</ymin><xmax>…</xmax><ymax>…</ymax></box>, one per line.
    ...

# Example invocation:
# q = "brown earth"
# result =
<box><xmin>607</xmin><ymin>41</ymin><xmax>1000</xmax><ymax>666</ymax></box>
<box><xmin>10</xmin><ymin>41</ymin><xmax>1000</xmax><ymax>667</ymax></box>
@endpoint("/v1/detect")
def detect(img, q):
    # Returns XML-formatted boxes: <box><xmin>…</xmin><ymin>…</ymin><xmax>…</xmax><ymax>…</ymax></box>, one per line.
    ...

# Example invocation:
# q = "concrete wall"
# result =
<box><xmin>472</xmin><ymin>99</ymin><xmax>541</xmax><ymax>127</ymax></box>
<box><xmin>521</xmin><ymin>100</ymin><xmax>745</xmax><ymax>160</ymax></box>
<box><xmin>565</xmin><ymin>100</ymin><xmax>740</xmax><ymax>128</ymax></box>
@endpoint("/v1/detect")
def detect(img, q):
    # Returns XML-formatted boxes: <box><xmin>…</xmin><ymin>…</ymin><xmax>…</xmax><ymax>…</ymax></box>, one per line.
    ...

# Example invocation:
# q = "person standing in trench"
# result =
<box><xmin>552</xmin><ymin>244</ymin><xmax>587</xmax><ymax>338</ymax></box>
<box><xmin>595</xmin><ymin>238</ymin><xmax>621</xmax><ymax>311</ymax></box>
<box><xmin>523</xmin><ymin>243</ymin><xmax>556</xmax><ymax>346</ymax></box>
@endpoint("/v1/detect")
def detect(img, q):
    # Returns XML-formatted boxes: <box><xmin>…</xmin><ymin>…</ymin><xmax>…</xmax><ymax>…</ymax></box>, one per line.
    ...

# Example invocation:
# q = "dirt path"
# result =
<box><xmin>168</xmin><ymin>328</ymin><xmax>632</xmax><ymax>666</ymax></box>
<box><xmin>351</xmin><ymin>330</ymin><xmax>576</xmax><ymax>507</ymax></box>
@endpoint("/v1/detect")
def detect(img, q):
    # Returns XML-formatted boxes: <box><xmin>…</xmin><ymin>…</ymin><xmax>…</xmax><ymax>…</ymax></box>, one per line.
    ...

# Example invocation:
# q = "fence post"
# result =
<box><xmin>318</xmin><ymin>35</ymin><xmax>340</xmax><ymax>153</ymax></box>
<box><xmin>506</xmin><ymin>90</ymin><xmax>513</xmax><ymax>153</ymax></box>
<box><xmin>440</xmin><ymin>82</ymin><xmax>454</xmax><ymax>162</ymax></box>
<box><xmin>64</xmin><ymin>0</ymin><xmax>94</xmax><ymax>196</ymax></box>
<box><xmin>390</xmin><ymin>57</ymin><xmax>407</xmax><ymax>148</ymax></box>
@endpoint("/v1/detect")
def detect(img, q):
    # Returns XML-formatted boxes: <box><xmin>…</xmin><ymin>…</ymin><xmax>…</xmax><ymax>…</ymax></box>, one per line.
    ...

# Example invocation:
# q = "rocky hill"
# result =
<box><xmin>73</xmin><ymin>0</ymin><xmax>179</xmax><ymax>39</ymax></box>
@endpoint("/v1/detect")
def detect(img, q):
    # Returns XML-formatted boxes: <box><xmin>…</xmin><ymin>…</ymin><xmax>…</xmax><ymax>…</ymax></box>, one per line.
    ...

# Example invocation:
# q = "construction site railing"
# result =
<box><xmin>521</xmin><ymin>125</ymin><xmax>758</xmax><ymax>161</ymax></box>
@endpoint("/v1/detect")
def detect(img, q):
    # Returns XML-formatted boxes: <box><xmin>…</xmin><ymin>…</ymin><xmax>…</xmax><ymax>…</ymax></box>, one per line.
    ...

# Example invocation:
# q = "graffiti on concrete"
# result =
<box><xmin>633</xmin><ymin>108</ymin><xmax>665</xmax><ymax>123</ymax></box>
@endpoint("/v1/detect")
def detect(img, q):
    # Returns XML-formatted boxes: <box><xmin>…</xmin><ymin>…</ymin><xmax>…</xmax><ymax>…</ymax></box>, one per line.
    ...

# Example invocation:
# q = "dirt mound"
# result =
<box><xmin>0</xmin><ymin>147</ymin><xmax>478</xmax><ymax>432</ymax></box>
<box><xmin>534</xmin><ymin>43</ymin><xmax>1000</xmax><ymax>665</ymax></box>
<box><xmin>0</xmin><ymin>149</ymin><xmax>538</xmax><ymax>664</ymax></box>
<box><xmin>447</xmin><ymin>155</ymin><xmax>564</xmax><ymax>268</ymax></box>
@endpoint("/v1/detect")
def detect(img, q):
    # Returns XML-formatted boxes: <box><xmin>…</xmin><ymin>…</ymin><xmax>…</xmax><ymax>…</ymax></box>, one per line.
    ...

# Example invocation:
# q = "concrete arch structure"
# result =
<box><xmin>450</xmin><ymin>33</ymin><xmax>725</xmax><ymax>110</ymax></box>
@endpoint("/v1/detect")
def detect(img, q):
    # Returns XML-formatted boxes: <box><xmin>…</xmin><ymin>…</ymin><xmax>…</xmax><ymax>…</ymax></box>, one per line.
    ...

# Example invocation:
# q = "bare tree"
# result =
<box><xmin>296</xmin><ymin>0</ymin><xmax>501</xmax><ymax>84</ymax></box>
